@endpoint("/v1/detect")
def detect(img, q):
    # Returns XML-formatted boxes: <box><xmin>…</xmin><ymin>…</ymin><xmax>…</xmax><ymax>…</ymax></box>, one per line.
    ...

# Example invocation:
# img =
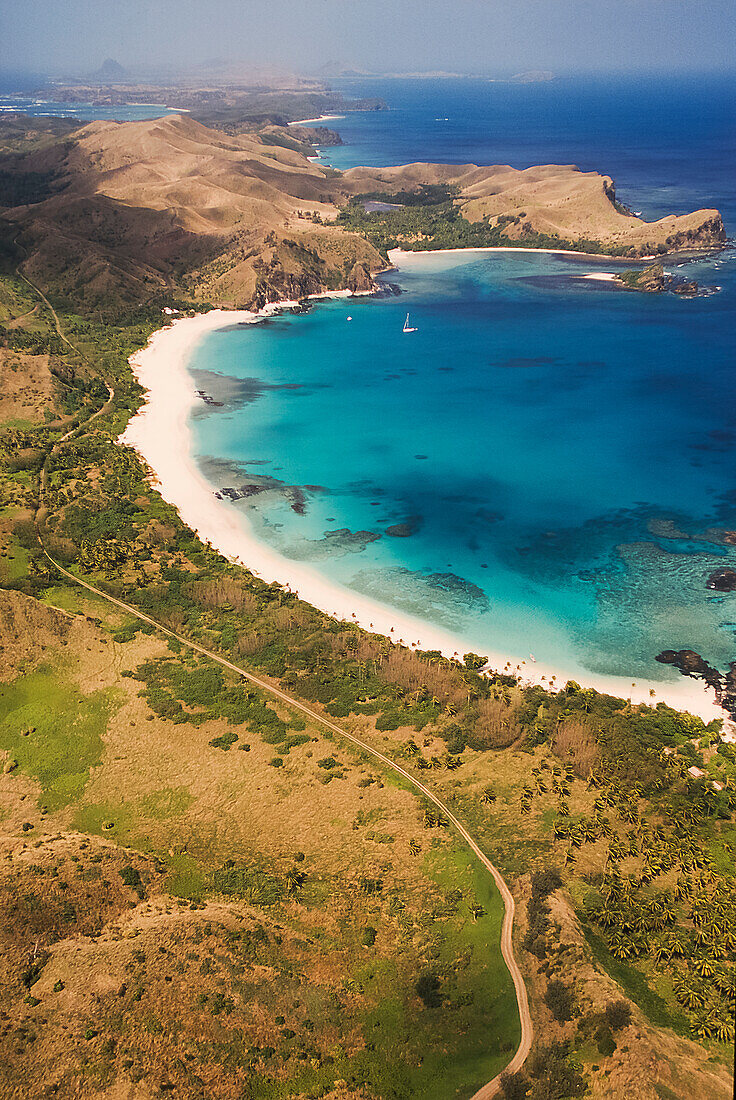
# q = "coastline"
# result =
<box><xmin>388</xmin><ymin>246</ymin><xmax>654</xmax><ymax>264</ymax></box>
<box><xmin>121</xmin><ymin>294</ymin><xmax>724</xmax><ymax>724</ymax></box>
<box><xmin>288</xmin><ymin>113</ymin><xmax>346</xmax><ymax>125</ymax></box>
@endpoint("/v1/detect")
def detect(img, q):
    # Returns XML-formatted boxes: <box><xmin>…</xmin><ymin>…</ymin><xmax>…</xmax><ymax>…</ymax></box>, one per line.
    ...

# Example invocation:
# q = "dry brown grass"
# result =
<box><xmin>185</xmin><ymin>577</ymin><xmax>259</xmax><ymax>614</ymax></box>
<box><xmin>471</xmin><ymin>696</ymin><xmax>523</xmax><ymax>749</ymax></box>
<box><xmin>551</xmin><ymin>718</ymin><xmax>601</xmax><ymax>778</ymax></box>
<box><xmin>0</xmin><ymin>349</ymin><xmax>59</xmax><ymax>425</ymax></box>
<box><xmin>377</xmin><ymin>648</ymin><xmax>467</xmax><ymax>709</ymax></box>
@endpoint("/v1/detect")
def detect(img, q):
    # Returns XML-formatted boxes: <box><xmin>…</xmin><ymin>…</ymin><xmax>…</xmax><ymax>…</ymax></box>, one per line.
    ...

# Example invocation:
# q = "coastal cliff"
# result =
<box><xmin>0</xmin><ymin>113</ymin><xmax>726</xmax><ymax>313</ymax></box>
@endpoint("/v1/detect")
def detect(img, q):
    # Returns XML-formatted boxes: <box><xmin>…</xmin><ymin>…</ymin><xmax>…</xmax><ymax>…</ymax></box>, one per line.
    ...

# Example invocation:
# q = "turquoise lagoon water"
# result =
<box><xmin>184</xmin><ymin>75</ymin><xmax>735</xmax><ymax>684</ymax></box>
<box><xmin>189</xmin><ymin>243</ymin><xmax>736</xmax><ymax>683</ymax></box>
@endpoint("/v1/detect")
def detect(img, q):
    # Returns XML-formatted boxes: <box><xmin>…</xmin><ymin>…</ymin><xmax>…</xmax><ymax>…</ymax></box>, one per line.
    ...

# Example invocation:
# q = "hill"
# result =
<box><xmin>0</xmin><ymin>114</ymin><xmax>725</xmax><ymax>314</ymax></box>
<box><xmin>340</xmin><ymin>162</ymin><xmax>725</xmax><ymax>256</ymax></box>
<box><xmin>90</xmin><ymin>58</ymin><xmax>129</xmax><ymax>83</ymax></box>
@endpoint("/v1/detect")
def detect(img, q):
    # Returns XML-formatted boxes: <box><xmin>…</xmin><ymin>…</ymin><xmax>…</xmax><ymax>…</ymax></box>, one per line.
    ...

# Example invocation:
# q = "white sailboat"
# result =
<box><xmin>403</xmin><ymin>312</ymin><xmax>418</xmax><ymax>333</ymax></box>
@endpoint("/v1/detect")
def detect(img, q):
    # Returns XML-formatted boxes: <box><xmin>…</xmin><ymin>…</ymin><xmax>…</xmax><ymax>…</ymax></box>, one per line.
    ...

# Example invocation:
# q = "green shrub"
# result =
<box><xmin>415</xmin><ymin>971</ymin><xmax>442</xmax><ymax>1008</ymax></box>
<box><xmin>605</xmin><ymin>1000</ymin><xmax>632</xmax><ymax>1031</ymax></box>
<box><xmin>545</xmin><ymin>979</ymin><xmax>575</xmax><ymax>1023</ymax></box>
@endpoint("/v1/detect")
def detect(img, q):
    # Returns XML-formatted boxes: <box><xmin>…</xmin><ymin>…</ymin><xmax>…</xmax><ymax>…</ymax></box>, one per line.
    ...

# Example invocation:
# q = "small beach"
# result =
<box><xmin>121</xmin><ymin>281</ymin><xmax>726</xmax><ymax>723</ymax></box>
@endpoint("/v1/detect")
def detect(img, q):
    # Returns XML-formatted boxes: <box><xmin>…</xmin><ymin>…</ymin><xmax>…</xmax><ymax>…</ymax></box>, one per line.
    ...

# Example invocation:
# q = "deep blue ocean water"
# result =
<box><xmin>187</xmin><ymin>75</ymin><xmax>736</xmax><ymax>686</ymax></box>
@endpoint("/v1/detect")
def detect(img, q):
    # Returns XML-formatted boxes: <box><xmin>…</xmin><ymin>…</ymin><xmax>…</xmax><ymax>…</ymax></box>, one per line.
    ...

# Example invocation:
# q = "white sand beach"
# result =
<box><xmin>288</xmin><ymin>114</ymin><xmax>346</xmax><ymax>125</ymax></box>
<box><xmin>389</xmin><ymin>247</ymin><xmax>651</xmax><ymax>265</ymax></box>
<box><xmin>121</xmin><ymin>296</ymin><xmax>723</xmax><ymax>724</ymax></box>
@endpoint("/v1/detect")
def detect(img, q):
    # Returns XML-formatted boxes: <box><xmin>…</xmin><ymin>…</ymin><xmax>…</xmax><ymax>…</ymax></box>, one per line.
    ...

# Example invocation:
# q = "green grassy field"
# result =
<box><xmin>0</xmin><ymin>664</ymin><xmax>118</xmax><ymax>810</ymax></box>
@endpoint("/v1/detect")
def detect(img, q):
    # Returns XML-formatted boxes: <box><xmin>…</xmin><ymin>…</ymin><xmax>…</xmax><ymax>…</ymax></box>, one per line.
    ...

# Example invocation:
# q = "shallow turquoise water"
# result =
<box><xmin>189</xmin><ymin>245</ymin><xmax>736</xmax><ymax>682</ymax></box>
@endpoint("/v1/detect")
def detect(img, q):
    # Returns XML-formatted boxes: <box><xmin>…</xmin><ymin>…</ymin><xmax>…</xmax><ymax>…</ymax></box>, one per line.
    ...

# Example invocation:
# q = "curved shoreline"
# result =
<box><xmin>388</xmin><ymin>245</ymin><xmax>657</xmax><ymax>265</ymax></box>
<box><xmin>121</xmin><ymin>291</ymin><xmax>722</xmax><ymax>723</ymax></box>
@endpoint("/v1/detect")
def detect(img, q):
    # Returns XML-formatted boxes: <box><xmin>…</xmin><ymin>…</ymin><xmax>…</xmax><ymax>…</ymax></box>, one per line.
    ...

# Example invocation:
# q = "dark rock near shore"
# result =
<box><xmin>196</xmin><ymin>390</ymin><xmax>224</xmax><ymax>407</ymax></box>
<box><xmin>656</xmin><ymin>648</ymin><xmax>736</xmax><ymax>719</ymax></box>
<box><xmin>373</xmin><ymin>281</ymin><xmax>403</xmax><ymax>297</ymax></box>
<box><xmin>707</xmin><ymin>568</ymin><xmax>736</xmax><ymax>592</ymax></box>
<box><xmin>615</xmin><ymin>262</ymin><xmax>712</xmax><ymax>298</ymax></box>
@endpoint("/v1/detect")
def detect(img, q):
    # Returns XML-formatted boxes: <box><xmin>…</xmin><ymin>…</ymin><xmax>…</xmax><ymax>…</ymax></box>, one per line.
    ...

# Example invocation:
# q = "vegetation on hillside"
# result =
<box><xmin>337</xmin><ymin>189</ymin><xmax>655</xmax><ymax>258</ymax></box>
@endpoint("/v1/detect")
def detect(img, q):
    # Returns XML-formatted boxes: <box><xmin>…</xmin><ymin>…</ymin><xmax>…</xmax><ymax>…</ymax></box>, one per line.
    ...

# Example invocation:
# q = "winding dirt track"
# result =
<box><xmin>24</xmin><ymin>274</ymin><xmax>533</xmax><ymax>1095</ymax></box>
<box><xmin>41</xmin><ymin>549</ymin><xmax>533</xmax><ymax>1096</ymax></box>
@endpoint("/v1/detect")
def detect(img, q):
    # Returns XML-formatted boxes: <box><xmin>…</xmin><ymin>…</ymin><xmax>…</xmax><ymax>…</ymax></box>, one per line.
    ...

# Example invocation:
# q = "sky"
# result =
<box><xmin>3</xmin><ymin>0</ymin><xmax>735</xmax><ymax>80</ymax></box>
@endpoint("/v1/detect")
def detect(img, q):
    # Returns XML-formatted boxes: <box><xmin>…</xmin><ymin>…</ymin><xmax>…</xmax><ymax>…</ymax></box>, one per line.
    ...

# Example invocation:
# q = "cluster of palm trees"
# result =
<box><xmin>78</xmin><ymin>536</ymin><xmax>127</xmax><ymax>575</ymax></box>
<box><xmin>516</xmin><ymin>748</ymin><xmax>735</xmax><ymax>1045</ymax></box>
<box><xmin>397</xmin><ymin>737</ymin><xmax>464</xmax><ymax>772</ymax></box>
<box><xmin>586</xmin><ymin>788</ymin><xmax>735</xmax><ymax>1042</ymax></box>
<box><xmin>423</xmin><ymin>806</ymin><xmax>450</xmax><ymax>829</ymax></box>
<box><xmin>520</xmin><ymin>760</ymin><xmax>573</xmax><ymax>816</ymax></box>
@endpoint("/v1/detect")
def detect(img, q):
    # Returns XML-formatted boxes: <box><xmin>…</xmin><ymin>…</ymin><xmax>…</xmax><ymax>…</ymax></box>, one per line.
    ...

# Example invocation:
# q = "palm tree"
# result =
<box><xmin>692</xmin><ymin>956</ymin><xmax>716</xmax><ymax>978</ymax></box>
<box><xmin>285</xmin><ymin>869</ymin><xmax>306</xmax><ymax>895</ymax></box>
<box><xmin>651</xmin><ymin>941</ymin><xmax>670</xmax><ymax>964</ymax></box>
<box><xmin>714</xmin><ymin>1017</ymin><xmax>735</xmax><ymax>1043</ymax></box>
<box><xmin>678</xmin><ymin>984</ymin><xmax>706</xmax><ymax>1011</ymax></box>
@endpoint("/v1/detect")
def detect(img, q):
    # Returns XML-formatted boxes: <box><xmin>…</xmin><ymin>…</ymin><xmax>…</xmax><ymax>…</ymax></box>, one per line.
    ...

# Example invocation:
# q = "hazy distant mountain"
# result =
<box><xmin>510</xmin><ymin>70</ymin><xmax>556</xmax><ymax>83</ymax></box>
<box><xmin>91</xmin><ymin>58</ymin><xmax>129</xmax><ymax>83</ymax></box>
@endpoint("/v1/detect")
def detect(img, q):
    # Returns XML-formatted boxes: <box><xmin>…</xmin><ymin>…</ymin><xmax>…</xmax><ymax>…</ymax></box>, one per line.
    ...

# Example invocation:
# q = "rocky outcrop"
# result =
<box><xmin>663</xmin><ymin>215</ymin><xmax>727</xmax><ymax>251</ymax></box>
<box><xmin>292</xmin><ymin>125</ymin><xmax>343</xmax><ymax>147</ymax></box>
<box><xmin>707</xmin><ymin>568</ymin><xmax>736</xmax><ymax>592</ymax></box>
<box><xmin>656</xmin><ymin>649</ymin><xmax>736</xmax><ymax>719</ymax></box>
<box><xmin>346</xmin><ymin>262</ymin><xmax>376</xmax><ymax>294</ymax></box>
<box><xmin>616</xmin><ymin>262</ymin><xmax>702</xmax><ymax>297</ymax></box>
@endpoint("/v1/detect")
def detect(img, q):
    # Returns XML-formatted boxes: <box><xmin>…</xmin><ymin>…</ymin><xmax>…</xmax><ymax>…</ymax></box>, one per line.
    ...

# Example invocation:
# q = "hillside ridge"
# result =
<box><xmin>0</xmin><ymin>112</ymin><xmax>726</xmax><ymax>313</ymax></box>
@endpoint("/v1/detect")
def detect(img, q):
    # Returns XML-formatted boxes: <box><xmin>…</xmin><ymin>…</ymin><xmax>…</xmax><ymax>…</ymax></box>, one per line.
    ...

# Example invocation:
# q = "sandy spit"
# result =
<box><xmin>287</xmin><ymin>114</ymin><xmax>346</xmax><ymax>125</ymax></box>
<box><xmin>389</xmin><ymin>247</ymin><xmax>653</xmax><ymax>264</ymax></box>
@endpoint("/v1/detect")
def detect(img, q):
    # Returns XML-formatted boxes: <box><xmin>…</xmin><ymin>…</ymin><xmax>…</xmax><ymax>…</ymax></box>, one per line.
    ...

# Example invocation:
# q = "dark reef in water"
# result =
<box><xmin>385</xmin><ymin>515</ymin><xmax>423</xmax><ymax>538</ymax></box>
<box><xmin>193</xmin><ymin>370</ymin><xmax>304</xmax><ymax>411</ymax></box>
<box><xmin>283</xmin><ymin>527</ymin><xmax>382</xmax><ymax>560</ymax></box>
<box><xmin>707</xmin><ymin>568</ymin><xmax>736</xmax><ymax>592</ymax></box>
<box><xmin>656</xmin><ymin>648</ymin><xmax>736</xmax><ymax>720</ymax></box>
<box><xmin>196</xmin><ymin>389</ymin><xmax>224</xmax><ymax>407</ymax></box>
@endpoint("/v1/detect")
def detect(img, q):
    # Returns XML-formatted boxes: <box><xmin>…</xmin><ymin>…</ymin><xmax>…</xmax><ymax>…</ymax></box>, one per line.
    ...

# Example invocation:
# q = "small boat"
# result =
<box><xmin>529</xmin><ymin>653</ymin><xmax>537</xmax><ymax>663</ymax></box>
<box><xmin>346</xmin><ymin>315</ymin><xmax>352</xmax><ymax>321</ymax></box>
<box><xmin>403</xmin><ymin>312</ymin><xmax>418</xmax><ymax>333</ymax></box>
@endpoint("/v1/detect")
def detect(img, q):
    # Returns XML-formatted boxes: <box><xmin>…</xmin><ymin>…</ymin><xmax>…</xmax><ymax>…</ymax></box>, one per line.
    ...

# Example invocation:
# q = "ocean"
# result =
<box><xmin>187</xmin><ymin>75</ymin><xmax>736</xmax><ymax>689</ymax></box>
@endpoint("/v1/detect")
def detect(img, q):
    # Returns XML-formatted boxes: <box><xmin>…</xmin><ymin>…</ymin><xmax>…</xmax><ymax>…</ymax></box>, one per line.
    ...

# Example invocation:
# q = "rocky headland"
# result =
<box><xmin>656</xmin><ymin>648</ymin><xmax>736</xmax><ymax>721</ymax></box>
